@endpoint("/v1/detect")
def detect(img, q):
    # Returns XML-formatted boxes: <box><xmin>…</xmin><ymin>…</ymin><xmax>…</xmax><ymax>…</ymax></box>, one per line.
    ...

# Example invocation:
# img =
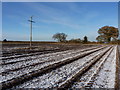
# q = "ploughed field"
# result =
<box><xmin>1</xmin><ymin>43</ymin><xmax>120</xmax><ymax>89</ymax></box>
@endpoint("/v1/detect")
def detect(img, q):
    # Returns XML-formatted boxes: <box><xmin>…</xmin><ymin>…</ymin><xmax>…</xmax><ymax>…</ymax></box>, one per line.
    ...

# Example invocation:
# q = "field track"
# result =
<box><xmin>1</xmin><ymin>45</ymin><xmax>119</xmax><ymax>89</ymax></box>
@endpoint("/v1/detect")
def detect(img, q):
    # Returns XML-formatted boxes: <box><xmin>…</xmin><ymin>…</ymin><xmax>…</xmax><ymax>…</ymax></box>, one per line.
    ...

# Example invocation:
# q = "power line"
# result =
<box><xmin>28</xmin><ymin>16</ymin><xmax>35</xmax><ymax>49</ymax></box>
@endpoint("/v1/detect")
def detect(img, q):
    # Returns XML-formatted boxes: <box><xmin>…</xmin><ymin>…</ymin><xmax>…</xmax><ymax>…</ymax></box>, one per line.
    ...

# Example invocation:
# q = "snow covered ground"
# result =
<box><xmin>1</xmin><ymin>45</ymin><xmax>118</xmax><ymax>89</ymax></box>
<box><xmin>1</xmin><ymin>46</ymin><xmax>103</xmax><ymax>83</ymax></box>
<box><xmin>91</xmin><ymin>46</ymin><xmax>117</xmax><ymax>88</ymax></box>
<box><xmin>13</xmin><ymin>47</ymin><xmax>110</xmax><ymax>88</ymax></box>
<box><xmin>1</xmin><ymin>46</ymin><xmax>98</xmax><ymax>64</ymax></box>
<box><xmin>72</xmin><ymin>46</ymin><xmax>114</xmax><ymax>88</ymax></box>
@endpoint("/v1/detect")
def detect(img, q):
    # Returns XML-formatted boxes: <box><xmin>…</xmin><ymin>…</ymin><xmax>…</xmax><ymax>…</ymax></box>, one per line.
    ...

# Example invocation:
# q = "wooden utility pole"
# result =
<box><xmin>28</xmin><ymin>16</ymin><xmax>35</xmax><ymax>49</ymax></box>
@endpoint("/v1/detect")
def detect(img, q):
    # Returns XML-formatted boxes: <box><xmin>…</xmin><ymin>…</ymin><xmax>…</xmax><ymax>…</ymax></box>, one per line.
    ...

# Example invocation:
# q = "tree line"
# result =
<box><xmin>52</xmin><ymin>26</ymin><xmax>120</xmax><ymax>44</ymax></box>
<box><xmin>52</xmin><ymin>33</ymin><xmax>88</xmax><ymax>43</ymax></box>
<box><xmin>3</xmin><ymin>25</ymin><xmax>120</xmax><ymax>44</ymax></box>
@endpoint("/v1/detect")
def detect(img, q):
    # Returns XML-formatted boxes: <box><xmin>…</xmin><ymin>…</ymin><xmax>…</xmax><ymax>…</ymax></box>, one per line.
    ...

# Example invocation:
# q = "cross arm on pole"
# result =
<box><xmin>28</xmin><ymin>20</ymin><xmax>35</xmax><ymax>23</ymax></box>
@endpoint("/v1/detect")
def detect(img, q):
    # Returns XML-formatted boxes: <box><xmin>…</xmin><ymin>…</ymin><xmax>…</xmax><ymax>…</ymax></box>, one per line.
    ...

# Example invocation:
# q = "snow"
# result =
<box><xmin>2</xmin><ymin>46</ymin><xmax>99</xmax><ymax>64</ymax></box>
<box><xmin>1</xmin><ymin>47</ymin><xmax>99</xmax><ymax>71</ymax></box>
<box><xmin>1</xmin><ymin>46</ymin><xmax>103</xmax><ymax>83</ymax></box>
<box><xmin>13</xmin><ymin>46</ymin><xmax>110</xmax><ymax>88</ymax></box>
<box><xmin>72</xmin><ymin>46</ymin><xmax>114</xmax><ymax>88</ymax></box>
<box><xmin>1</xmin><ymin>45</ymin><xmax>117</xmax><ymax>89</ymax></box>
<box><xmin>92</xmin><ymin>46</ymin><xmax>117</xmax><ymax>88</ymax></box>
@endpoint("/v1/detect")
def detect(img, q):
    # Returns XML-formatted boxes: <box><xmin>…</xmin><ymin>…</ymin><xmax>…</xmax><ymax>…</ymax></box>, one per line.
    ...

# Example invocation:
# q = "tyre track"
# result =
<box><xmin>1</xmin><ymin>46</ymin><xmax>109</xmax><ymax>89</ymax></box>
<box><xmin>11</xmin><ymin>46</ymin><xmax>112</xmax><ymax>89</ymax></box>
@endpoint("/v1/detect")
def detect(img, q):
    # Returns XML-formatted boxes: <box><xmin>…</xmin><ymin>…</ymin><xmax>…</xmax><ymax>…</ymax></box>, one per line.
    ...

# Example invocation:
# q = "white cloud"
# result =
<box><xmin>19</xmin><ymin>3</ymin><xmax>83</xmax><ymax>30</ymax></box>
<box><xmin>38</xmin><ymin>18</ymin><xmax>81</xmax><ymax>30</ymax></box>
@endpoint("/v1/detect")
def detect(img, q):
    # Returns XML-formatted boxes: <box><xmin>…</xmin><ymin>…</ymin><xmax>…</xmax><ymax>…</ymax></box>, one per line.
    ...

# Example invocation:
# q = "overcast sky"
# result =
<box><xmin>2</xmin><ymin>2</ymin><xmax>118</xmax><ymax>41</ymax></box>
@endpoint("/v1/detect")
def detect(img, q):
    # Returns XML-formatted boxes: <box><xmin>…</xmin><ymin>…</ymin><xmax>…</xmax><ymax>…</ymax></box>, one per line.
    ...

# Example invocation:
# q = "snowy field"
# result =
<box><xmin>1</xmin><ymin>45</ymin><xmax>119</xmax><ymax>89</ymax></box>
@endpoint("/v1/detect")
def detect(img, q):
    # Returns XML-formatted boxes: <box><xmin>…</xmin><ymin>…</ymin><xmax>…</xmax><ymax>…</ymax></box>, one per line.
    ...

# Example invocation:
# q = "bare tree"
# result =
<box><xmin>52</xmin><ymin>33</ymin><xmax>67</xmax><ymax>42</ymax></box>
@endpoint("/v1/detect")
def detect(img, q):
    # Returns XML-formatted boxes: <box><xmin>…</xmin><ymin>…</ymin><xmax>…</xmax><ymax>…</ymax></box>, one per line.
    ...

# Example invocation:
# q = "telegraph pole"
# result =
<box><xmin>28</xmin><ymin>16</ymin><xmax>35</xmax><ymax>49</ymax></box>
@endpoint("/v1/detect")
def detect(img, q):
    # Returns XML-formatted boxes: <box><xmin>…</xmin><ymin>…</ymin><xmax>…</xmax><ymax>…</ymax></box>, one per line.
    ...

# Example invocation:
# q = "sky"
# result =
<box><xmin>1</xmin><ymin>0</ymin><xmax>120</xmax><ymax>2</ymax></box>
<box><xmin>2</xmin><ymin>2</ymin><xmax>118</xmax><ymax>41</ymax></box>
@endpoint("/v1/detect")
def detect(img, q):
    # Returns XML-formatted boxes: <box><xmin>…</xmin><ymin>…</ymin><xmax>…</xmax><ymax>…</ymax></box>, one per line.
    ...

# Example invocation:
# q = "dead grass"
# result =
<box><xmin>115</xmin><ymin>46</ymin><xmax>119</xmax><ymax>89</ymax></box>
